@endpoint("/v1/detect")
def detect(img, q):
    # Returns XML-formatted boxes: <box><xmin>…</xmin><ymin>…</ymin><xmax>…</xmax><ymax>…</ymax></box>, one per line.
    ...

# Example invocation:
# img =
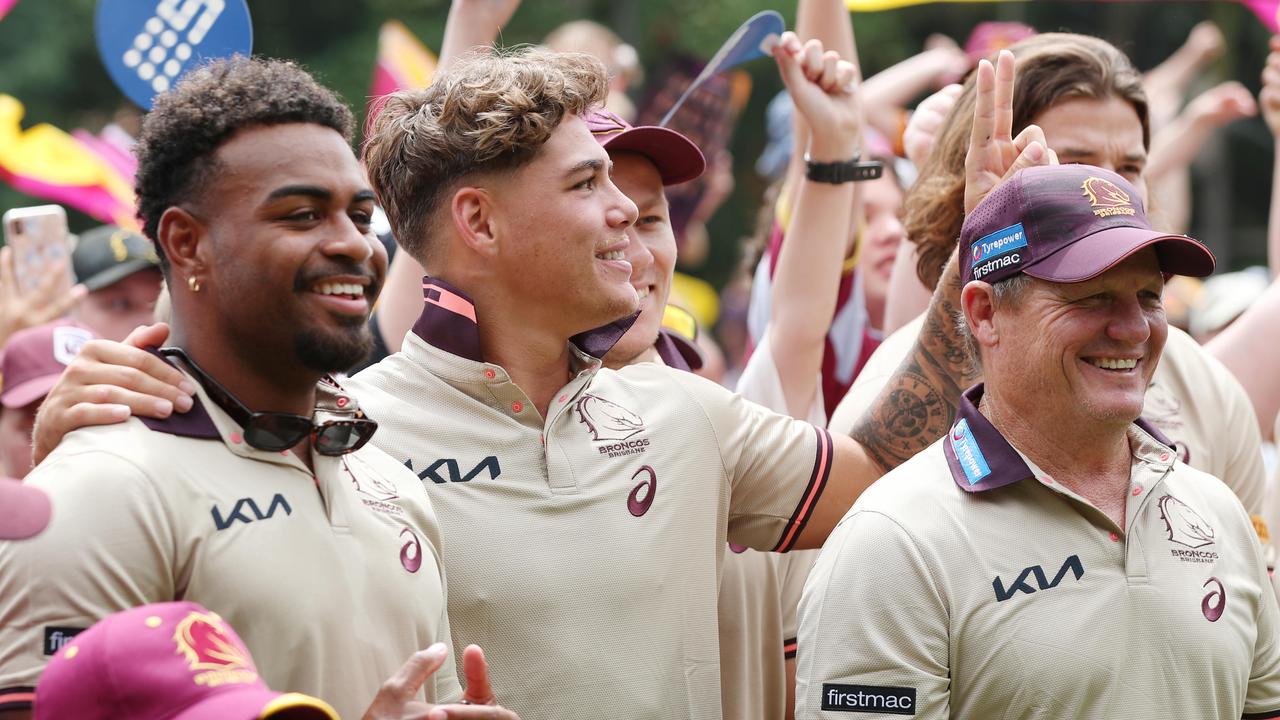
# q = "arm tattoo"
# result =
<box><xmin>850</xmin><ymin>256</ymin><xmax>980</xmax><ymax>472</ymax></box>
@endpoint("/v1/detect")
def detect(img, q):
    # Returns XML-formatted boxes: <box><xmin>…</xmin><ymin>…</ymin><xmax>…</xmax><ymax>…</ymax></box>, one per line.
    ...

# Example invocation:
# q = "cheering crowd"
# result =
<box><xmin>1</xmin><ymin>0</ymin><xmax>1280</xmax><ymax>718</ymax></box>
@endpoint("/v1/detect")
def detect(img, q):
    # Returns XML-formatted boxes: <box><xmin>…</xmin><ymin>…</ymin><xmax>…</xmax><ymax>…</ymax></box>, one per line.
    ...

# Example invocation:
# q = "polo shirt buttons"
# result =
<box><xmin>484</xmin><ymin>369</ymin><xmax>497</xmax><ymax>380</ymax></box>
<box><xmin>559</xmin><ymin>395</ymin><xmax>568</xmax><ymax>403</ymax></box>
<box><xmin>1132</xmin><ymin>486</ymin><xmax>1143</xmax><ymax>496</ymax></box>
<box><xmin>1041</xmin><ymin>476</ymin><xmax>1054</xmax><ymax>484</ymax></box>
<box><xmin>229</xmin><ymin>432</ymin><xmax>243</xmax><ymax>445</ymax></box>
<box><xmin>511</xmin><ymin>401</ymin><xmax>524</xmax><ymax>413</ymax></box>
<box><xmin>1109</xmin><ymin>532</ymin><xmax>1120</xmax><ymax>542</ymax></box>
<box><xmin>1159</xmin><ymin>452</ymin><xmax>1170</xmax><ymax>462</ymax></box>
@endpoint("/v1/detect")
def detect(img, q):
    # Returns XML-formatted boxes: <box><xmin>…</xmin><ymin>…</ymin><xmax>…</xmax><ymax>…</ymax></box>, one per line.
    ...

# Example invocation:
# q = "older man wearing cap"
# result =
<box><xmin>0</xmin><ymin>321</ymin><xmax>95</xmax><ymax>478</ymax></box>
<box><xmin>796</xmin><ymin>163</ymin><xmax>1280</xmax><ymax>719</ymax></box>
<box><xmin>70</xmin><ymin>225</ymin><xmax>162</xmax><ymax>342</ymax></box>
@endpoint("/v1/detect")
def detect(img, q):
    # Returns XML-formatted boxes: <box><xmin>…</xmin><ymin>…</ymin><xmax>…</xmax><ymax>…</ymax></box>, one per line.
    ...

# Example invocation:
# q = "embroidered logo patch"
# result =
<box><xmin>1081</xmin><ymin>177</ymin><xmax>1136</xmax><ymax>217</ymax></box>
<box><xmin>173</xmin><ymin>610</ymin><xmax>258</xmax><ymax>687</ymax></box>
<box><xmin>576</xmin><ymin>394</ymin><xmax>645</xmax><ymax>442</ymax></box>
<box><xmin>949</xmin><ymin>419</ymin><xmax>991</xmax><ymax>485</ymax></box>
<box><xmin>821</xmin><ymin>684</ymin><xmax>917</xmax><ymax>715</ymax></box>
<box><xmin>970</xmin><ymin>223</ymin><xmax>1026</xmax><ymax>281</ymax></box>
<box><xmin>1158</xmin><ymin>494</ymin><xmax>1219</xmax><ymax>564</ymax></box>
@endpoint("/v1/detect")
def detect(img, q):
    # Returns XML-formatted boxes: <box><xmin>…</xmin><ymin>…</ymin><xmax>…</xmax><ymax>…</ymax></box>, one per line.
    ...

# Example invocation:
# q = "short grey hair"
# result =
<box><xmin>956</xmin><ymin>273</ymin><xmax>1034</xmax><ymax>373</ymax></box>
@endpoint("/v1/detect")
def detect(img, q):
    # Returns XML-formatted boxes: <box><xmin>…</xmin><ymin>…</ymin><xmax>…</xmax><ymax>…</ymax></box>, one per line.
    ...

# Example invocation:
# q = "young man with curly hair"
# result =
<box><xmin>24</xmin><ymin>41</ymin><xmax>996</xmax><ymax>719</ymax></box>
<box><xmin>0</xmin><ymin>57</ymin><xmax>515</xmax><ymax>720</ymax></box>
<box><xmin>347</xmin><ymin>39</ymin><xmax>971</xmax><ymax>719</ymax></box>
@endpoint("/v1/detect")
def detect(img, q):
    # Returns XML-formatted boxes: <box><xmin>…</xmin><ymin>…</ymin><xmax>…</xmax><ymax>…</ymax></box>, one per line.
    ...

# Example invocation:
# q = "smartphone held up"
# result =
<box><xmin>2</xmin><ymin>205</ymin><xmax>74</xmax><ymax>296</ymax></box>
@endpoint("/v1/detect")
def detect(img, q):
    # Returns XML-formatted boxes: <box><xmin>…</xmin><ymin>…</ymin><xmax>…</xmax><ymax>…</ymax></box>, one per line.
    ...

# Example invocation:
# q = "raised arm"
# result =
<box><xmin>881</xmin><ymin>84</ymin><xmax>965</xmax><ymax>333</ymax></box>
<box><xmin>861</xmin><ymin>40</ymin><xmax>969</xmax><ymax>147</ymax></box>
<box><xmin>765</xmin><ymin>32</ymin><xmax>861</xmax><ymax>419</ymax></box>
<box><xmin>439</xmin><ymin>0</ymin><xmax>521</xmax><ymax>71</ymax></box>
<box><xmin>792</xmin><ymin>51</ymin><xmax>1053</xmax><ymax>548</ymax></box>
<box><xmin>783</xmin><ymin>0</ymin><xmax>859</xmax><ymax>211</ymax></box>
<box><xmin>846</xmin><ymin>52</ymin><xmax>1050</xmax><ymax>470</ymax></box>
<box><xmin>1205</xmin><ymin>35</ymin><xmax>1280</xmax><ymax>439</ymax></box>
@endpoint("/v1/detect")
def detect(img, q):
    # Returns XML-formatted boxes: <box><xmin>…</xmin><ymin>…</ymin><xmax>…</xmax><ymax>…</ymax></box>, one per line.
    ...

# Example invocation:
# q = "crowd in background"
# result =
<box><xmin>2</xmin><ymin>0</ymin><xmax>1280</xmax><ymax>718</ymax></box>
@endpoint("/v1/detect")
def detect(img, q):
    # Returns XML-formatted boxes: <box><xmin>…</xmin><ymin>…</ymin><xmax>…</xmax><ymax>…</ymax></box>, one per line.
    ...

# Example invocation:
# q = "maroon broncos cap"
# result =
<box><xmin>586</xmin><ymin>108</ymin><xmax>706</xmax><ymax>186</ymax></box>
<box><xmin>35</xmin><ymin>602</ymin><xmax>338</xmax><ymax>720</ymax></box>
<box><xmin>959</xmin><ymin>164</ymin><xmax>1215</xmax><ymax>286</ymax></box>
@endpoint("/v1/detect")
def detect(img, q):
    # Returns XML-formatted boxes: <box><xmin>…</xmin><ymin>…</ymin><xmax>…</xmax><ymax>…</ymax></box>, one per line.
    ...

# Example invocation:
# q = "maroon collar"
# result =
<box><xmin>137</xmin><ymin>349</ymin><xmax>220</xmax><ymax>440</ymax></box>
<box><xmin>654</xmin><ymin>328</ymin><xmax>703</xmax><ymax>372</ymax></box>
<box><xmin>942</xmin><ymin>383</ymin><xmax>1174</xmax><ymax>493</ymax></box>
<box><xmin>410</xmin><ymin>276</ymin><xmax>637</xmax><ymax>362</ymax></box>
<box><xmin>136</xmin><ymin>350</ymin><xmax>371</xmax><ymax>442</ymax></box>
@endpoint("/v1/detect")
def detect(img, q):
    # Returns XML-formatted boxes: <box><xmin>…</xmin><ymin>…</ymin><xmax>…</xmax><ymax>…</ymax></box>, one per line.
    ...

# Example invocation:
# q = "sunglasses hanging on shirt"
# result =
<box><xmin>159</xmin><ymin>347</ymin><xmax>378</xmax><ymax>456</ymax></box>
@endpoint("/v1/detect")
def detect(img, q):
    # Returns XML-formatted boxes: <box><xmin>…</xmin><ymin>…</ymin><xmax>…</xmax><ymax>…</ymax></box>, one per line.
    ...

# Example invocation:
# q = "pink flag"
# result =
<box><xmin>366</xmin><ymin>20</ymin><xmax>437</xmax><ymax>130</ymax></box>
<box><xmin>0</xmin><ymin>95</ymin><xmax>138</xmax><ymax>229</ymax></box>
<box><xmin>72</xmin><ymin>126</ymin><xmax>137</xmax><ymax>183</ymax></box>
<box><xmin>369</xmin><ymin>20</ymin><xmax>436</xmax><ymax>101</ymax></box>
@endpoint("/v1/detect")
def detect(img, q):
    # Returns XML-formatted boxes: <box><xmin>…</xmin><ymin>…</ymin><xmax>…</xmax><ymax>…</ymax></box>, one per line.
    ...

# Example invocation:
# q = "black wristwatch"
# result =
<box><xmin>804</xmin><ymin>152</ymin><xmax>884</xmax><ymax>183</ymax></box>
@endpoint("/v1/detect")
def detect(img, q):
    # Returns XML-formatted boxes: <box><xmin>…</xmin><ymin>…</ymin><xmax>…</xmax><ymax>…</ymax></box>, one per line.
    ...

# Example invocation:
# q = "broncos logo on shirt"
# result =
<box><xmin>576</xmin><ymin>394</ymin><xmax>645</xmax><ymax>442</ymax></box>
<box><xmin>1158</xmin><ymin>494</ymin><xmax>1216</xmax><ymax>549</ymax></box>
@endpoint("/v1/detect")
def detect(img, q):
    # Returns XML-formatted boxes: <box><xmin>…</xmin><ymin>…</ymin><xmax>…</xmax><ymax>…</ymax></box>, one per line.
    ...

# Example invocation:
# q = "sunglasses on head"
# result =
<box><xmin>159</xmin><ymin>347</ymin><xmax>377</xmax><ymax>456</ymax></box>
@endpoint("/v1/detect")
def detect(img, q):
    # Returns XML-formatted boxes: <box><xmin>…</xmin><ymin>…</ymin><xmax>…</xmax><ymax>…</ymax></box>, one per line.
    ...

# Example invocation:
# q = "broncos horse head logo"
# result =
<box><xmin>1081</xmin><ymin>176</ymin><xmax>1131</xmax><ymax>208</ymax></box>
<box><xmin>173</xmin><ymin>610</ymin><xmax>256</xmax><ymax>675</ymax></box>
<box><xmin>1158</xmin><ymin>494</ymin><xmax>1216</xmax><ymax>549</ymax></box>
<box><xmin>576</xmin><ymin>394</ymin><xmax>644</xmax><ymax>442</ymax></box>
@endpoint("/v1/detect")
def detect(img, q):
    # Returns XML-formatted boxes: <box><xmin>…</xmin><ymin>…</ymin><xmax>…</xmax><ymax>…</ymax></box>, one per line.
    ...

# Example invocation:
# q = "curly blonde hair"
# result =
<box><xmin>905</xmin><ymin>33</ymin><xmax>1148</xmax><ymax>289</ymax></box>
<box><xmin>363</xmin><ymin>47</ymin><xmax>608</xmax><ymax>264</ymax></box>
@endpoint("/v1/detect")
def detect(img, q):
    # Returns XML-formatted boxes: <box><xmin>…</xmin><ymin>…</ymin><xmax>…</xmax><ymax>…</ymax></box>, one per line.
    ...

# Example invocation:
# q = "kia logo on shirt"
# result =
<box><xmin>405</xmin><ymin>456</ymin><xmax>502</xmax><ymax>484</ymax></box>
<box><xmin>211</xmin><ymin>494</ymin><xmax>292</xmax><ymax>531</ymax></box>
<box><xmin>992</xmin><ymin>555</ymin><xmax>1084</xmax><ymax>602</ymax></box>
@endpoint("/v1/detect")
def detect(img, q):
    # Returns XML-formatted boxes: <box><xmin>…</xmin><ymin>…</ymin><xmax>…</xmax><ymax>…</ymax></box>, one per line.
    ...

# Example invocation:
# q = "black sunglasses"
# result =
<box><xmin>159</xmin><ymin>347</ymin><xmax>378</xmax><ymax>456</ymax></box>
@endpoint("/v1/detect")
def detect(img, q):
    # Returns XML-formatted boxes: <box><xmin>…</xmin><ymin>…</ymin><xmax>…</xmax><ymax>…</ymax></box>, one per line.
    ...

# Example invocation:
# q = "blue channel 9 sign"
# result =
<box><xmin>95</xmin><ymin>0</ymin><xmax>253</xmax><ymax>109</ymax></box>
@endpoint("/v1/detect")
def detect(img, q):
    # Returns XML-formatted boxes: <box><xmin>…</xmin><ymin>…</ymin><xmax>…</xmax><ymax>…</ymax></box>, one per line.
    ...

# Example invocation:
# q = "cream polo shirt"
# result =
<box><xmin>828</xmin><ymin>318</ymin><xmax>1271</xmax><ymax>561</ymax></box>
<box><xmin>720</xmin><ymin>326</ymin><xmax>827</xmax><ymax>720</ymax></box>
<box><xmin>798</xmin><ymin>384</ymin><xmax>1280</xmax><ymax>720</ymax></box>
<box><xmin>0</xmin><ymin>370</ymin><xmax>460</xmax><ymax>719</ymax></box>
<box><xmin>346</xmin><ymin>278</ymin><xmax>835</xmax><ymax>720</ymax></box>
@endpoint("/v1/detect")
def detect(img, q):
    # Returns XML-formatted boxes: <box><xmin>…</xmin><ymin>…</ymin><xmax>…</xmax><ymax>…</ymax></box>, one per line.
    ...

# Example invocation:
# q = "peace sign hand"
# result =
<box><xmin>963</xmin><ymin>49</ymin><xmax>1057</xmax><ymax>215</ymax></box>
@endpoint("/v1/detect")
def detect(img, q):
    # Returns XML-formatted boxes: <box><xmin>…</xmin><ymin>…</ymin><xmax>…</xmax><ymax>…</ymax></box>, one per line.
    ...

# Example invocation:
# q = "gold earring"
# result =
<box><xmin>187</xmin><ymin>276</ymin><xmax>202</xmax><ymax>293</ymax></box>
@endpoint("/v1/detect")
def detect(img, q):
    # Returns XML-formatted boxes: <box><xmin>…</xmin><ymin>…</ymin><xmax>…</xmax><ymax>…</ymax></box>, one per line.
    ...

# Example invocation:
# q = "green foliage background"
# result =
<box><xmin>1</xmin><ymin>0</ymin><xmax>1275</xmax><ymax>288</ymax></box>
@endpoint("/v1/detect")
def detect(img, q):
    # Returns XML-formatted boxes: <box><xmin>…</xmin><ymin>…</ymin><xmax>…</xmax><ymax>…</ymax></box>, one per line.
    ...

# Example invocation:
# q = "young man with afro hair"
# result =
<box><xmin>0</xmin><ymin>56</ymin><xmax>514</xmax><ymax>720</ymax></box>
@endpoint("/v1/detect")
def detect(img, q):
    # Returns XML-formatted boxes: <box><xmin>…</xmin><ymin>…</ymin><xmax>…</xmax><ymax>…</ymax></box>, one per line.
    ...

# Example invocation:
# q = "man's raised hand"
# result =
<box><xmin>964</xmin><ymin>49</ymin><xmax>1056</xmax><ymax>215</ymax></box>
<box><xmin>772</xmin><ymin>31</ymin><xmax>862</xmax><ymax>161</ymax></box>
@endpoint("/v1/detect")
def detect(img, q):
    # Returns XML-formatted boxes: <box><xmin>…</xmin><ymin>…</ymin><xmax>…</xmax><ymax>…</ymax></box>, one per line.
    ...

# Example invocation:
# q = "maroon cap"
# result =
<box><xmin>36</xmin><ymin>602</ymin><xmax>338</xmax><ymax>720</ymax></box>
<box><xmin>586</xmin><ymin>108</ymin><xmax>706</xmax><ymax>185</ymax></box>
<box><xmin>0</xmin><ymin>321</ymin><xmax>96</xmax><ymax>410</ymax></box>
<box><xmin>959</xmin><ymin>165</ymin><xmax>1215</xmax><ymax>287</ymax></box>
<box><xmin>0</xmin><ymin>478</ymin><xmax>51</xmax><ymax>540</ymax></box>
